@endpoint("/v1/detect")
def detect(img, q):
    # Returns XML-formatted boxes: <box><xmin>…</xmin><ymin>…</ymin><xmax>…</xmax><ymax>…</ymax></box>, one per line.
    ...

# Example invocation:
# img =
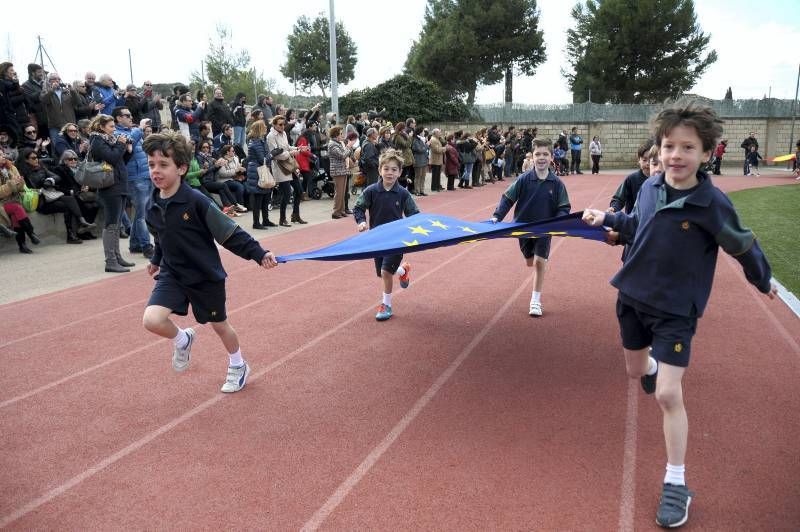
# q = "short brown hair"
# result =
<box><xmin>142</xmin><ymin>131</ymin><xmax>193</xmax><ymax>177</ymax></box>
<box><xmin>651</xmin><ymin>101</ymin><xmax>723</xmax><ymax>152</ymax></box>
<box><xmin>532</xmin><ymin>138</ymin><xmax>553</xmax><ymax>154</ymax></box>
<box><xmin>328</xmin><ymin>125</ymin><xmax>343</xmax><ymax>139</ymax></box>
<box><xmin>378</xmin><ymin>148</ymin><xmax>404</xmax><ymax>169</ymax></box>
<box><xmin>637</xmin><ymin>138</ymin><xmax>655</xmax><ymax>159</ymax></box>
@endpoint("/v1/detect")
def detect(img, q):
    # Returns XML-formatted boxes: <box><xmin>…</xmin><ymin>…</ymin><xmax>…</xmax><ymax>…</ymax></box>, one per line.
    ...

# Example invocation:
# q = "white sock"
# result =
<box><xmin>382</xmin><ymin>293</ymin><xmax>392</xmax><ymax>306</ymax></box>
<box><xmin>173</xmin><ymin>328</ymin><xmax>189</xmax><ymax>349</ymax></box>
<box><xmin>647</xmin><ymin>356</ymin><xmax>658</xmax><ymax>376</ymax></box>
<box><xmin>395</xmin><ymin>266</ymin><xmax>406</xmax><ymax>277</ymax></box>
<box><xmin>531</xmin><ymin>291</ymin><xmax>541</xmax><ymax>303</ymax></box>
<box><xmin>228</xmin><ymin>349</ymin><xmax>244</xmax><ymax>367</ymax></box>
<box><xmin>664</xmin><ymin>463</ymin><xmax>686</xmax><ymax>486</ymax></box>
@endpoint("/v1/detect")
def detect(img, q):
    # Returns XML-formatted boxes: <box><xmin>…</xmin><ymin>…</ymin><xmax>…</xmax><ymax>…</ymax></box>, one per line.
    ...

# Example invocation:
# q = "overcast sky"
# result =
<box><xmin>7</xmin><ymin>0</ymin><xmax>799</xmax><ymax>103</ymax></box>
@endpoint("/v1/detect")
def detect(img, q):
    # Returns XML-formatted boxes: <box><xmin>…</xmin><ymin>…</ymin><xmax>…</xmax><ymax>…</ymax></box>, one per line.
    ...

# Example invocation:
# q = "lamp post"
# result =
<box><xmin>328</xmin><ymin>0</ymin><xmax>338</xmax><ymax>117</ymax></box>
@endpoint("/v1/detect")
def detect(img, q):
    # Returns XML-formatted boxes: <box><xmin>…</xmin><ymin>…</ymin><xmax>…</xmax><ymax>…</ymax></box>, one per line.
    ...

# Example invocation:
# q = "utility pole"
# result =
<box><xmin>789</xmin><ymin>64</ymin><xmax>799</xmax><ymax>166</ymax></box>
<box><xmin>128</xmin><ymin>49</ymin><xmax>133</xmax><ymax>85</ymax></box>
<box><xmin>328</xmin><ymin>0</ymin><xmax>338</xmax><ymax>117</ymax></box>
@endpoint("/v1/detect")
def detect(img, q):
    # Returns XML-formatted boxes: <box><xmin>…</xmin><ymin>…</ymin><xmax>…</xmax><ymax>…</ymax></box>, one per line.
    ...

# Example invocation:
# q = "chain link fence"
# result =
<box><xmin>475</xmin><ymin>99</ymin><xmax>798</xmax><ymax>123</ymax></box>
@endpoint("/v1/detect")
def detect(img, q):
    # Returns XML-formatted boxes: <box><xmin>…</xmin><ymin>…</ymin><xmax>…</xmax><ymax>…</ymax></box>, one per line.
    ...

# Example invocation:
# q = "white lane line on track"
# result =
<box><xmin>617</xmin><ymin>379</ymin><xmax>639</xmax><ymax>532</ymax></box>
<box><xmin>302</xmin><ymin>180</ymin><xmax>614</xmax><ymax>531</ymax></box>
<box><xmin>0</xmin><ymin>234</ymin><xmax>483</xmax><ymax>528</ymax></box>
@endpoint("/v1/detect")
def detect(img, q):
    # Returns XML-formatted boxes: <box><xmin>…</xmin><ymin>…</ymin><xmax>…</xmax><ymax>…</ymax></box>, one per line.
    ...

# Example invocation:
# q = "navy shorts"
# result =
<box><xmin>519</xmin><ymin>235</ymin><xmax>551</xmax><ymax>260</ymax></box>
<box><xmin>615</xmin><ymin>296</ymin><xmax>697</xmax><ymax>367</ymax></box>
<box><xmin>147</xmin><ymin>268</ymin><xmax>227</xmax><ymax>324</ymax></box>
<box><xmin>374</xmin><ymin>254</ymin><xmax>403</xmax><ymax>277</ymax></box>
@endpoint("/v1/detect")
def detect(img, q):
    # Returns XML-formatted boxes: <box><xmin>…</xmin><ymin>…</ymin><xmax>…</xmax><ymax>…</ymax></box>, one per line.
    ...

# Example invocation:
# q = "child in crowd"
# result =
<box><xmin>353</xmin><ymin>149</ymin><xmax>419</xmax><ymax>321</ymax></box>
<box><xmin>582</xmin><ymin>102</ymin><xmax>776</xmax><ymax>528</ymax></box>
<box><xmin>140</xmin><ymin>131</ymin><xmax>278</xmax><ymax>393</ymax></box>
<box><xmin>553</xmin><ymin>144</ymin><xmax>567</xmax><ymax>176</ymax></box>
<box><xmin>491</xmin><ymin>139</ymin><xmax>571</xmax><ymax>316</ymax></box>
<box><xmin>745</xmin><ymin>144</ymin><xmax>762</xmax><ymax>176</ymax></box>
<box><xmin>648</xmin><ymin>143</ymin><xmax>663</xmax><ymax>176</ymax></box>
<box><xmin>521</xmin><ymin>151</ymin><xmax>534</xmax><ymax>173</ymax></box>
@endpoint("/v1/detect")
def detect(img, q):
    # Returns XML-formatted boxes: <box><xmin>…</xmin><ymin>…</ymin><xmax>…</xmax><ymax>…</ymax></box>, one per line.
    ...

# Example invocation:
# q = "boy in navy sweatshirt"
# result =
<box><xmin>491</xmin><ymin>138</ymin><xmax>571</xmax><ymax>316</ymax></box>
<box><xmin>353</xmin><ymin>149</ymin><xmax>419</xmax><ymax>321</ymax></box>
<box><xmin>141</xmin><ymin>132</ymin><xmax>277</xmax><ymax>393</ymax></box>
<box><xmin>583</xmin><ymin>102</ymin><xmax>776</xmax><ymax>528</ymax></box>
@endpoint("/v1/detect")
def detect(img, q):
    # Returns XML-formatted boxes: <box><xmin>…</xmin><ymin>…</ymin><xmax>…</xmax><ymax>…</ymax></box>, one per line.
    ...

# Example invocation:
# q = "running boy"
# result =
<box><xmin>353</xmin><ymin>148</ymin><xmax>419</xmax><ymax>321</ymax></box>
<box><xmin>745</xmin><ymin>144</ymin><xmax>763</xmax><ymax>176</ymax></box>
<box><xmin>582</xmin><ymin>102</ymin><xmax>776</xmax><ymax>528</ymax></box>
<box><xmin>141</xmin><ymin>131</ymin><xmax>278</xmax><ymax>393</ymax></box>
<box><xmin>491</xmin><ymin>138</ymin><xmax>571</xmax><ymax>316</ymax></box>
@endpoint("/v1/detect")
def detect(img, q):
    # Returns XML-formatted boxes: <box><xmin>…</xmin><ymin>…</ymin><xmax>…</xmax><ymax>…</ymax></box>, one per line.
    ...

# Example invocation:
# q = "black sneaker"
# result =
<box><xmin>656</xmin><ymin>483</ymin><xmax>693</xmax><ymax>528</ymax></box>
<box><xmin>641</xmin><ymin>369</ymin><xmax>657</xmax><ymax>394</ymax></box>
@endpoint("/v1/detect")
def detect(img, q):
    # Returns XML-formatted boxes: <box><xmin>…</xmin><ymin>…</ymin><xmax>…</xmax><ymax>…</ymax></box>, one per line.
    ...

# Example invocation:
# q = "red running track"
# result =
<box><xmin>1</xmin><ymin>173</ymin><xmax>798</xmax><ymax>530</ymax></box>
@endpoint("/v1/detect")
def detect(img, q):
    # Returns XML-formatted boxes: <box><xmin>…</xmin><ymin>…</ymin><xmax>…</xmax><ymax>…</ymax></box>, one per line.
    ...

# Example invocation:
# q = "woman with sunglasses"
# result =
<box><xmin>52</xmin><ymin>149</ymin><xmax>99</xmax><ymax>239</ymax></box>
<box><xmin>53</xmin><ymin>123</ymin><xmax>83</xmax><ymax>160</ymax></box>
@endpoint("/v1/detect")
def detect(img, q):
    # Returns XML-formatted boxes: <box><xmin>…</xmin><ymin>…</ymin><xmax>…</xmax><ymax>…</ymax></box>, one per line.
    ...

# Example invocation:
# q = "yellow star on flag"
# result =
<box><xmin>460</xmin><ymin>226</ymin><xmax>477</xmax><ymax>234</ymax></box>
<box><xmin>429</xmin><ymin>220</ymin><xmax>449</xmax><ymax>230</ymax></box>
<box><xmin>509</xmin><ymin>231</ymin><xmax>531</xmax><ymax>236</ymax></box>
<box><xmin>403</xmin><ymin>239</ymin><xmax>420</xmax><ymax>247</ymax></box>
<box><xmin>409</xmin><ymin>225</ymin><xmax>433</xmax><ymax>236</ymax></box>
<box><xmin>546</xmin><ymin>231</ymin><xmax>567</xmax><ymax>235</ymax></box>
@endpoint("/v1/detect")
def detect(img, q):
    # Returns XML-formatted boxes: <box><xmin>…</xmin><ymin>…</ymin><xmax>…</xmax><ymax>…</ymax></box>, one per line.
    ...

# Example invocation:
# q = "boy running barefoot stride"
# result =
<box><xmin>583</xmin><ymin>103</ymin><xmax>776</xmax><ymax>528</ymax></box>
<box><xmin>353</xmin><ymin>149</ymin><xmax>419</xmax><ymax>321</ymax></box>
<box><xmin>141</xmin><ymin>132</ymin><xmax>277</xmax><ymax>393</ymax></box>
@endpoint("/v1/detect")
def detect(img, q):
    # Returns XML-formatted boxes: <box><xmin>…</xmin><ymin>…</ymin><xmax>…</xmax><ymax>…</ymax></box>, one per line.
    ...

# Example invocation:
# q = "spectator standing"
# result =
<box><xmin>411</xmin><ymin>125</ymin><xmax>429</xmax><ymax>196</ymax></box>
<box><xmin>360</xmin><ymin>127</ymin><xmax>380</xmax><ymax>187</ymax></box>
<box><xmin>21</xmin><ymin>64</ymin><xmax>47</xmax><ymax>138</ymax></box>
<box><xmin>428</xmin><ymin>128</ymin><xmax>445</xmax><ymax>192</ymax></box>
<box><xmin>141</xmin><ymin>81</ymin><xmax>163</xmax><ymax>130</ymax></box>
<box><xmin>569</xmin><ymin>126</ymin><xmax>584</xmax><ymax>174</ymax></box>
<box><xmin>444</xmin><ymin>133</ymin><xmax>460</xmax><ymax>191</ymax></box>
<box><xmin>712</xmin><ymin>139</ymin><xmax>727</xmax><ymax>175</ymax></box>
<box><xmin>91</xmin><ymin>74</ymin><xmax>125</xmax><ymax>115</ymax></box>
<box><xmin>245</xmin><ymin>119</ymin><xmax>276</xmax><ymax>229</ymax></box>
<box><xmin>72</xmin><ymin>79</ymin><xmax>101</xmax><ymax>120</ymax></box>
<box><xmin>267</xmin><ymin>115</ymin><xmax>305</xmax><ymax>225</ymax></box>
<box><xmin>740</xmin><ymin>132</ymin><xmax>758</xmax><ymax>175</ymax></box>
<box><xmin>206</xmin><ymin>88</ymin><xmax>234</xmax><ymax>137</ymax></box>
<box><xmin>174</xmin><ymin>93</ymin><xmax>204</xmax><ymax>141</ymax></box>
<box><xmin>0</xmin><ymin>62</ymin><xmax>31</xmax><ymax>137</ymax></box>
<box><xmin>327</xmin><ymin>125</ymin><xmax>356</xmax><ymax>219</ymax></box>
<box><xmin>40</xmin><ymin>73</ymin><xmax>78</xmax><ymax>140</ymax></box>
<box><xmin>230</xmin><ymin>93</ymin><xmax>247</xmax><ymax>148</ymax></box>
<box><xmin>589</xmin><ymin>135</ymin><xmax>602</xmax><ymax>174</ymax></box>
<box><xmin>113</xmin><ymin>106</ymin><xmax>154</xmax><ymax>258</ymax></box>
<box><xmin>89</xmin><ymin>114</ymin><xmax>135</xmax><ymax>273</ymax></box>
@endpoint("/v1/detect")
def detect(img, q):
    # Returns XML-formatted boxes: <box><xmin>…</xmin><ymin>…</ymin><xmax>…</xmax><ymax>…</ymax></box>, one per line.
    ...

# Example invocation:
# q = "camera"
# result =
<box><xmin>58</xmin><ymin>83</ymin><xmax>68</xmax><ymax>90</ymax></box>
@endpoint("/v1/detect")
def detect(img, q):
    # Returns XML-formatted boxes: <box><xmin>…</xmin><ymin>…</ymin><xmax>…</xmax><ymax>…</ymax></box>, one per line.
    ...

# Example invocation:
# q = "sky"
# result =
<box><xmin>6</xmin><ymin>0</ymin><xmax>799</xmax><ymax>104</ymax></box>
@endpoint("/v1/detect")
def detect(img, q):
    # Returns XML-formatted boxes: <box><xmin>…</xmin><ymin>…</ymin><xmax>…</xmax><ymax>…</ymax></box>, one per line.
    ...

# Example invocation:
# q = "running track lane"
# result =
<box><xmin>1</xmin><ymin>174</ymin><xmax>798</xmax><ymax>529</ymax></box>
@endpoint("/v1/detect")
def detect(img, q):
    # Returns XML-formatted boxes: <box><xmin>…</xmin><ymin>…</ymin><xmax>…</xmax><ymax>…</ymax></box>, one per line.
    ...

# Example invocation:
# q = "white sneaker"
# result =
<box><xmin>221</xmin><ymin>362</ymin><xmax>250</xmax><ymax>393</ymax></box>
<box><xmin>529</xmin><ymin>301</ymin><xmax>543</xmax><ymax>317</ymax></box>
<box><xmin>235</xmin><ymin>203</ymin><xmax>248</xmax><ymax>212</ymax></box>
<box><xmin>172</xmin><ymin>328</ymin><xmax>195</xmax><ymax>372</ymax></box>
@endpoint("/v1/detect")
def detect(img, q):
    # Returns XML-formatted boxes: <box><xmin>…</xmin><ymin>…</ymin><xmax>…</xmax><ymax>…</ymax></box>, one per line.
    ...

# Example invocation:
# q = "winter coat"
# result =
<box><xmin>89</xmin><ymin>134</ymin><xmax>129</xmax><ymax>197</ymax></box>
<box><xmin>231</xmin><ymin>94</ymin><xmax>247</xmax><ymax>127</ymax></box>
<box><xmin>21</xmin><ymin>79</ymin><xmax>45</xmax><ymax>125</ymax></box>
<box><xmin>295</xmin><ymin>134</ymin><xmax>313</xmax><ymax>172</ymax></box>
<box><xmin>0</xmin><ymin>78</ymin><xmax>30</xmax><ymax>135</ymax></box>
<box><xmin>457</xmin><ymin>137</ymin><xmax>477</xmax><ymax>164</ymax></box>
<box><xmin>391</xmin><ymin>132</ymin><xmax>413</xmax><ymax>167</ymax></box>
<box><xmin>327</xmin><ymin>139</ymin><xmax>351</xmax><ymax>177</ymax></box>
<box><xmin>206</xmin><ymin>98</ymin><xmax>234</xmax><ymax>135</ymax></box>
<box><xmin>114</xmin><ymin>125</ymin><xmax>148</xmax><ymax>180</ymax></box>
<box><xmin>411</xmin><ymin>135</ymin><xmax>429</xmax><ymax>168</ymax></box>
<box><xmin>91</xmin><ymin>85</ymin><xmax>125</xmax><ymax>114</ymax></box>
<box><xmin>444</xmin><ymin>142</ymin><xmax>460</xmax><ymax>176</ymax></box>
<box><xmin>429</xmin><ymin>135</ymin><xmax>445</xmax><ymax>166</ymax></box>
<box><xmin>53</xmin><ymin>133</ymin><xmax>82</xmax><ymax>159</ymax></box>
<box><xmin>245</xmin><ymin>137</ymin><xmax>271</xmax><ymax>195</ymax></box>
<box><xmin>267</xmin><ymin>129</ymin><xmax>294</xmax><ymax>183</ymax></box>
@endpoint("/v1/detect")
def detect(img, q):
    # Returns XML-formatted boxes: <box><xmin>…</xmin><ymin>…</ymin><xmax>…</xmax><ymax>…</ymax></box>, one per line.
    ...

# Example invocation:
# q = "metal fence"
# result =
<box><xmin>475</xmin><ymin>99</ymin><xmax>798</xmax><ymax>123</ymax></box>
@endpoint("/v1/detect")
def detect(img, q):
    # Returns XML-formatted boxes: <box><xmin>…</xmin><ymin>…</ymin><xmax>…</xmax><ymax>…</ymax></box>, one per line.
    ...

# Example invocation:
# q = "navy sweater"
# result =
<box><xmin>146</xmin><ymin>182</ymin><xmax>267</xmax><ymax>285</ymax></box>
<box><xmin>492</xmin><ymin>169</ymin><xmax>571</xmax><ymax>222</ymax></box>
<box><xmin>605</xmin><ymin>172</ymin><xmax>772</xmax><ymax>317</ymax></box>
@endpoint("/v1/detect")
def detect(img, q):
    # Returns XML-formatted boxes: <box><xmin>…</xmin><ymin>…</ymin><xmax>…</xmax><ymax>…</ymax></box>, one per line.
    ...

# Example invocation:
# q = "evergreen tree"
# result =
<box><xmin>724</xmin><ymin>87</ymin><xmax>733</xmax><ymax>100</ymax></box>
<box><xmin>564</xmin><ymin>0</ymin><xmax>717</xmax><ymax>103</ymax></box>
<box><xmin>280</xmin><ymin>14</ymin><xmax>357</xmax><ymax>98</ymax></box>
<box><xmin>406</xmin><ymin>0</ymin><xmax>546</xmax><ymax>105</ymax></box>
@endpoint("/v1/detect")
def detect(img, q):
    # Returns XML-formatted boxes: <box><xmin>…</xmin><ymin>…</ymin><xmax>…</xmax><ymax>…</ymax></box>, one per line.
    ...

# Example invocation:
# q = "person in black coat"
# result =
<box><xmin>52</xmin><ymin>149</ymin><xmax>99</xmax><ymax>239</ymax></box>
<box><xmin>89</xmin><ymin>114</ymin><xmax>135</xmax><ymax>272</ymax></box>
<box><xmin>0</xmin><ymin>62</ymin><xmax>31</xmax><ymax>137</ymax></box>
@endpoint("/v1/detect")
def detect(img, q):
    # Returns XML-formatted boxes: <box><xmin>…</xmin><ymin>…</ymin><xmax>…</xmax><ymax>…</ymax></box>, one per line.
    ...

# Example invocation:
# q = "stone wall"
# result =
<box><xmin>425</xmin><ymin>118</ymin><xmax>798</xmax><ymax>169</ymax></box>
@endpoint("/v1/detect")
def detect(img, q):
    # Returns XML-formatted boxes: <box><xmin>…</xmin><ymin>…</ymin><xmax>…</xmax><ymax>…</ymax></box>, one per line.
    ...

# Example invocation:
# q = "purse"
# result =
<box><xmin>257</xmin><ymin>163</ymin><xmax>276</xmax><ymax>189</ymax></box>
<box><xmin>76</xmin><ymin>145</ymin><xmax>115</xmax><ymax>189</ymax></box>
<box><xmin>484</xmin><ymin>148</ymin><xmax>496</xmax><ymax>161</ymax></box>
<box><xmin>21</xmin><ymin>184</ymin><xmax>40</xmax><ymax>212</ymax></box>
<box><xmin>276</xmin><ymin>155</ymin><xmax>299</xmax><ymax>175</ymax></box>
<box><xmin>41</xmin><ymin>188</ymin><xmax>64</xmax><ymax>202</ymax></box>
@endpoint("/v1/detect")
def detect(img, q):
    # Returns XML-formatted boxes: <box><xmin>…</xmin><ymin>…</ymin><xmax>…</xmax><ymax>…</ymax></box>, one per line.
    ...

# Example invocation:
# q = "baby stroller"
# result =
<box><xmin>308</xmin><ymin>163</ymin><xmax>335</xmax><ymax>200</ymax></box>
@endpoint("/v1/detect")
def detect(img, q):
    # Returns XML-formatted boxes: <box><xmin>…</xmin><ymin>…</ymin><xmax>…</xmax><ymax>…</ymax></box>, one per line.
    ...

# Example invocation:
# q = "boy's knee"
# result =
<box><xmin>142</xmin><ymin>307</ymin><xmax>165</xmax><ymax>332</ymax></box>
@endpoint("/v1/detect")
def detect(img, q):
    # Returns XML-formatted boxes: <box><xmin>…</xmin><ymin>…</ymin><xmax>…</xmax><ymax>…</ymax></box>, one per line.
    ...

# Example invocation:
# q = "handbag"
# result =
<box><xmin>21</xmin><ymin>184</ymin><xmax>40</xmax><ymax>212</ymax></box>
<box><xmin>257</xmin><ymin>163</ymin><xmax>276</xmax><ymax>189</ymax></box>
<box><xmin>76</xmin><ymin>145</ymin><xmax>115</xmax><ymax>189</ymax></box>
<box><xmin>276</xmin><ymin>154</ymin><xmax>299</xmax><ymax>176</ymax></box>
<box><xmin>41</xmin><ymin>188</ymin><xmax>64</xmax><ymax>202</ymax></box>
<box><xmin>484</xmin><ymin>148</ymin><xmax>496</xmax><ymax>161</ymax></box>
<box><xmin>78</xmin><ymin>189</ymin><xmax>97</xmax><ymax>202</ymax></box>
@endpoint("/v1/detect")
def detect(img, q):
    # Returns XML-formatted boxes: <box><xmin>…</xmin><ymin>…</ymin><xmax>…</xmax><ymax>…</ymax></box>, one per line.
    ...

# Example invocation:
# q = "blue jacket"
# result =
<box><xmin>353</xmin><ymin>181</ymin><xmax>419</xmax><ymax>228</ymax></box>
<box><xmin>175</xmin><ymin>106</ymin><xmax>203</xmax><ymax>140</ymax></box>
<box><xmin>91</xmin><ymin>85</ymin><xmax>125</xmax><ymax>114</ymax></box>
<box><xmin>493</xmin><ymin>169</ymin><xmax>571</xmax><ymax>223</ymax></box>
<box><xmin>569</xmin><ymin>134</ymin><xmax>583</xmax><ymax>151</ymax></box>
<box><xmin>114</xmin><ymin>125</ymin><xmax>149</xmax><ymax>180</ymax></box>
<box><xmin>245</xmin><ymin>137</ymin><xmax>278</xmax><ymax>195</ymax></box>
<box><xmin>605</xmin><ymin>172</ymin><xmax>772</xmax><ymax>317</ymax></box>
<box><xmin>146</xmin><ymin>182</ymin><xmax>267</xmax><ymax>284</ymax></box>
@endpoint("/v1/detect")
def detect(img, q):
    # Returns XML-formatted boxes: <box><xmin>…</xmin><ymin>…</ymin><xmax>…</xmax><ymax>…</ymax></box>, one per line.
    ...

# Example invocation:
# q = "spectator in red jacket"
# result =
<box><xmin>444</xmin><ymin>133</ymin><xmax>460</xmax><ymax>191</ymax></box>
<box><xmin>712</xmin><ymin>139</ymin><xmax>727</xmax><ymax>175</ymax></box>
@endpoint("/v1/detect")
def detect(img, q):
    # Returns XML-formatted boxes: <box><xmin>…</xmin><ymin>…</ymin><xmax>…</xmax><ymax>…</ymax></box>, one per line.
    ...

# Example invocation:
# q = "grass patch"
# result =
<box><xmin>728</xmin><ymin>184</ymin><xmax>800</xmax><ymax>295</ymax></box>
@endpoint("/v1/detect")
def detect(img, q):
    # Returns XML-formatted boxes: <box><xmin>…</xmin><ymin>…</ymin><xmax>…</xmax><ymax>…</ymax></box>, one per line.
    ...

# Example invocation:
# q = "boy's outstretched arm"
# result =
<box><xmin>205</xmin><ymin>202</ymin><xmax>275</xmax><ymax>268</ymax></box>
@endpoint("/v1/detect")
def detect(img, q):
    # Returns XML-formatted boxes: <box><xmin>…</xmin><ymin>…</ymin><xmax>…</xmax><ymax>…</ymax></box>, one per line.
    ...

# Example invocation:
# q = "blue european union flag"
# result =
<box><xmin>276</xmin><ymin>212</ymin><xmax>605</xmax><ymax>263</ymax></box>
